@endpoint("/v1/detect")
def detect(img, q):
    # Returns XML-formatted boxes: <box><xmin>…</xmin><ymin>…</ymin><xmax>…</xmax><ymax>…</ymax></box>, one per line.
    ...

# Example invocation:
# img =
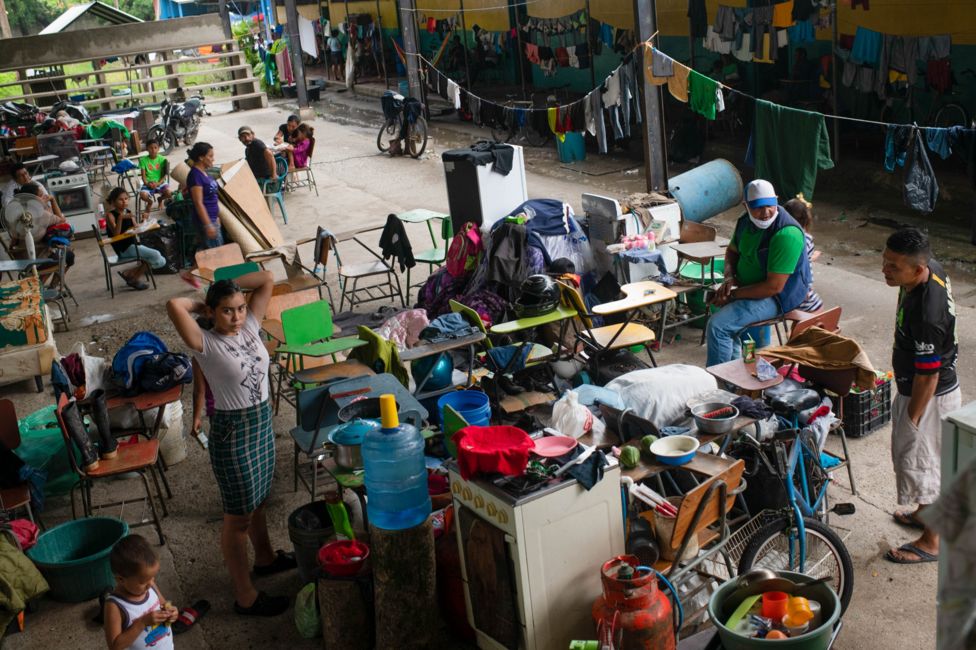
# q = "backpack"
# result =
<box><xmin>446</xmin><ymin>222</ymin><xmax>483</xmax><ymax>278</ymax></box>
<box><xmin>139</xmin><ymin>352</ymin><xmax>193</xmax><ymax>393</ymax></box>
<box><xmin>112</xmin><ymin>331</ymin><xmax>169</xmax><ymax>394</ymax></box>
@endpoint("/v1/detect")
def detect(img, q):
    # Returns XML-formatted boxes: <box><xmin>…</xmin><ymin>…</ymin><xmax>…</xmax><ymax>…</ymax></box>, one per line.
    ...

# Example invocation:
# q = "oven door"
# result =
<box><xmin>52</xmin><ymin>185</ymin><xmax>92</xmax><ymax>216</ymax></box>
<box><xmin>457</xmin><ymin>504</ymin><xmax>521</xmax><ymax>650</ymax></box>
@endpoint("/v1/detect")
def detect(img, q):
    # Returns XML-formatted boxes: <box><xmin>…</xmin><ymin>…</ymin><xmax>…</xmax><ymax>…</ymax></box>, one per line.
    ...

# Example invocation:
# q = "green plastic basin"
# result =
<box><xmin>27</xmin><ymin>517</ymin><xmax>129</xmax><ymax>602</ymax></box>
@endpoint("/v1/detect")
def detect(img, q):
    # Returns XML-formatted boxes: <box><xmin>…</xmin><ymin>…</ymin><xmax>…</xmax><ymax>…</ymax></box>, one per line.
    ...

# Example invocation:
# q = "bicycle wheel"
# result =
<box><xmin>933</xmin><ymin>102</ymin><xmax>969</xmax><ymax>129</ymax></box>
<box><xmin>738</xmin><ymin>516</ymin><xmax>854</xmax><ymax>614</ymax></box>
<box><xmin>491</xmin><ymin>123</ymin><xmax>512</xmax><ymax>143</ymax></box>
<box><xmin>524</xmin><ymin>124</ymin><xmax>551</xmax><ymax>147</ymax></box>
<box><xmin>406</xmin><ymin>117</ymin><xmax>428</xmax><ymax>158</ymax></box>
<box><xmin>376</xmin><ymin>117</ymin><xmax>400</xmax><ymax>153</ymax></box>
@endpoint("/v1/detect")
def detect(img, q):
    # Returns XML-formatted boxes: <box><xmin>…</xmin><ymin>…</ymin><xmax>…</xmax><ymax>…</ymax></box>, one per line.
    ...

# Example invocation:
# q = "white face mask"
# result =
<box><xmin>748</xmin><ymin>209</ymin><xmax>777</xmax><ymax>230</ymax></box>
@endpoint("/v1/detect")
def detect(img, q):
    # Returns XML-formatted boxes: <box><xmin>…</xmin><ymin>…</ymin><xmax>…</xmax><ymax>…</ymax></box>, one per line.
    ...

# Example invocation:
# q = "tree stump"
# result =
<box><xmin>370</xmin><ymin>520</ymin><xmax>437</xmax><ymax>649</ymax></box>
<box><xmin>318</xmin><ymin>573</ymin><xmax>373</xmax><ymax>649</ymax></box>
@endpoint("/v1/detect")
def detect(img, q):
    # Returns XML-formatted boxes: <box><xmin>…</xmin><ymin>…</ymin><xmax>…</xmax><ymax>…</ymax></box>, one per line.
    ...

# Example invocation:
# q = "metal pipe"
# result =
<box><xmin>585</xmin><ymin>0</ymin><xmax>595</xmax><ymax>95</ymax></box>
<box><xmin>458</xmin><ymin>0</ymin><xmax>472</xmax><ymax>89</ymax></box>
<box><xmin>831</xmin><ymin>0</ymin><xmax>840</xmax><ymax>162</ymax></box>
<box><xmin>376</xmin><ymin>0</ymin><xmax>389</xmax><ymax>88</ymax></box>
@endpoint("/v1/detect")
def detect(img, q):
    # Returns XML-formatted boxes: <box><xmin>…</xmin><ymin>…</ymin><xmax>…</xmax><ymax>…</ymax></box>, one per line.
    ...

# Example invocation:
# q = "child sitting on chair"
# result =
<box><xmin>287</xmin><ymin>123</ymin><xmax>313</xmax><ymax>171</ymax></box>
<box><xmin>784</xmin><ymin>194</ymin><xmax>824</xmax><ymax>314</ymax></box>
<box><xmin>105</xmin><ymin>187</ymin><xmax>168</xmax><ymax>291</ymax></box>
<box><xmin>138</xmin><ymin>139</ymin><xmax>173</xmax><ymax>215</ymax></box>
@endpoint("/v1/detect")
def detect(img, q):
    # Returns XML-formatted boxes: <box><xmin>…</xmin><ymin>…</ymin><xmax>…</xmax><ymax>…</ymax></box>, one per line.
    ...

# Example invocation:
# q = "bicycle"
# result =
<box><xmin>879</xmin><ymin>67</ymin><xmax>975</xmax><ymax>128</ymax></box>
<box><xmin>731</xmin><ymin>391</ymin><xmax>855</xmax><ymax>614</ymax></box>
<box><xmin>376</xmin><ymin>91</ymin><xmax>428</xmax><ymax>159</ymax></box>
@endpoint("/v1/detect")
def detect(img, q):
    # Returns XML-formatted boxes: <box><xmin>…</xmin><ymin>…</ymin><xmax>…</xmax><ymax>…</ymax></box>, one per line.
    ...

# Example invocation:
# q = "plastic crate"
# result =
<box><xmin>842</xmin><ymin>376</ymin><xmax>892</xmax><ymax>437</ymax></box>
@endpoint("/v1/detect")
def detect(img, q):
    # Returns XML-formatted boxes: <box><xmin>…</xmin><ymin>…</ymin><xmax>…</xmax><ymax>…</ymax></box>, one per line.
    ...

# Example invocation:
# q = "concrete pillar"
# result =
<box><xmin>283</xmin><ymin>0</ymin><xmax>310</xmax><ymax>113</ymax></box>
<box><xmin>634</xmin><ymin>0</ymin><xmax>669</xmax><ymax>192</ymax></box>
<box><xmin>398</xmin><ymin>0</ymin><xmax>421</xmax><ymax>99</ymax></box>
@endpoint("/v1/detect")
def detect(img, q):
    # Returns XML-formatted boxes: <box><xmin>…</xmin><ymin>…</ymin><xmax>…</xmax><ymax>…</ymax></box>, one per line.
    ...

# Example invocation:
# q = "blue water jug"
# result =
<box><xmin>363</xmin><ymin>394</ymin><xmax>431</xmax><ymax>530</ymax></box>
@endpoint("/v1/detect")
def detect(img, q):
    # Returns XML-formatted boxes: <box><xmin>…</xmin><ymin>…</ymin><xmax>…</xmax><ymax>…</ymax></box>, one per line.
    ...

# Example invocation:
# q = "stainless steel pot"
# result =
<box><xmin>333</xmin><ymin>442</ymin><xmax>363</xmax><ymax>470</ymax></box>
<box><xmin>328</xmin><ymin>419</ymin><xmax>379</xmax><ymax>470</ymax></box>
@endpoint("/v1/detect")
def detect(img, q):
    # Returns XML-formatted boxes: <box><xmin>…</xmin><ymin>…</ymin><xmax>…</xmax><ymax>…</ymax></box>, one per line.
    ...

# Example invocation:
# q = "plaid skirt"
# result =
<box><xmin>209</xmin><ymin>401</ymin><xmax>275</xmax><ymax>515</ymax></box>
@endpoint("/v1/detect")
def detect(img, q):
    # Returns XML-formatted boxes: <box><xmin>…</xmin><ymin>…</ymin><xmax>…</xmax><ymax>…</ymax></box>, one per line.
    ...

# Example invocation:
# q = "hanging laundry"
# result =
<box><xmin>716</xmin><ymin>87</ymin><xmax>726</xmax><ymax>113</ymax></box>
<box><xmin>555</xmin><ymin>47</ymin><xmax>570</xmax><ymax>67</ymax></box>
<box><xmin>777</xmin><ymin>29</ymin><xmax>789</xmax><ymax>48</ymax></box>
<box><xmin>577</xmin><ymin>43</ymin><xmax>590</xmax><ymax>69</ymax></box>
<box><xmin>704</xmin><ymin>27</ymin><xmax>732</xmax><ymax>54</ymax></box>
<box><xmin>925</xmin><ymin>128</ymin><xmax>952</xmax><ymax>160</ymax></box>
<box><xmin>688</xmin><ymin>70</ymin><xmax>719</xmax><ymax>120</ymax></box>
<box><xmin>852</xmin><ymin>0</ymin><xmax>869</xmax><ymax>9</ymax></box>
<box><xmin>569</xmin><ymin>101</ymin><xmax>586</xmax><ymax>132</ymax></box>
<box><xmin>838</xmin><ymin>33</ymin><xmax>855</xmax><ymax>52</ymax></box>
<box><xmin>788</xmin><ymin>19</ymin><xmax>815</xmax><ymax>46</ymax></box>
<box><xmin>668</xmin><ymin>64</ymin><xmax>691</xmax><ymax>103</ymax></box>
<box><xmin>772</xmin><ymin>1</ymin><xmax>795</xmax><ymax>27</ymax></box>
<box><xmin>688</xmin><ymin>0</ymin><xmax>708</xmax><ymax>39</ymax></box>
<box><xmin>751</xmin><ymin>6</ymin><xmax>775</xmax><ymax>59</ymax></box>
<box><xmin>884</xmin><ymin>125</ymin><xmax>912</xmax><ymax>173</ymax></box>
<box><xmin>792</xmin><ymin>0</ymin><xmax>819</xmax><ymax>21</ymax></box>
<box><xmin>590</xmin><ymin>18</ymin><xmax>603</xmax><ymax>55</ymax></box>
<box><xmin>447</xmin><ymin>80</ymin><xmax>461</xmax><ymax>109</ymax></box>
<box><xmin>567</xmin><ymin>45</ymin><xmax>580</xmax><ymax>68</ymax></box>
<box><xmin>918</xmin><ymin>35</ymin><xmax>951</xmax><ymax>61</ymax></box>
<box><xmin>525</xmin><ymin>43</ymin><xmax>540</xmax><ymax>64</ymax></box>
<box><xmin>904</xmin><ymin>128</ymin><xmax>939</xmax><ymax>213</ymax></box>
<box><xmin>588</xmin><ymin>90</ymin><xmax>608</xmax><ymax>154</ymax></box>
<box><xmin>601</xmin><ymin>23</ymin><xmax>614</xmax><ymax>48</ymax></box>
<box><xmin>753</xmin><ymin>34</ymin><xmax>775</xmax><ymax>64</ymax></box>
<box><xmin>714</xmin><ymin>5</ymin><xmax>736</xmax><ymax>40</ymax></box>
<box><xmin>547</xmin><ymin>107</ymin><xmax>558</xmax><ymax>135</ymax></box>
<box><xmin>851</xmin><ymin>26</ymin><xmax>882</xmax><ymax>66</ymax></box>
<box><xmin>604</xmin><ymin>72</ymin><xmax>622</xmax><ymax>106</ymax></box>
<box><xmin>733</xmin><ymin>33</ymin><xmax>753</xmax><ymax>62</ymax></box>
<box><xmin>754</xmin><ymin>99</ymin><xmax>834</xmax><ymax>200</ymax></box>
<box><xmin>927</xmin><ymin>59</ymin><xmax>951</xmax><ymax>93</ymax></box>
<box><xmin>470</xmin><ymin>96</ymin><xmax>481</xmax><ymax>125</ymax></box>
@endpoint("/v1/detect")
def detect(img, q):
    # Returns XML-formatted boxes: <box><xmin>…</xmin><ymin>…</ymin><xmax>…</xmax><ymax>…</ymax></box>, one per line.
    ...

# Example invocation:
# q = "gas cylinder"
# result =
<box><xmin>591</xmin><ymin>555</ymin><xmax>675</xmax><ymax>650</ymax></box>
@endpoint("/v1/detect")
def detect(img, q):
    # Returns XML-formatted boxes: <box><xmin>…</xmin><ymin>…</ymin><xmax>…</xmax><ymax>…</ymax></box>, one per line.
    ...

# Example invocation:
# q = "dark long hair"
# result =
<box><xmin>205</xmin><ymin>279</ymin><xmax>242</xmax><ymax>310</ymax></box>
<box><xmin>187</xmin><ymin>142</ymin><xmax>213</xmax><ymax>164</ymax></box>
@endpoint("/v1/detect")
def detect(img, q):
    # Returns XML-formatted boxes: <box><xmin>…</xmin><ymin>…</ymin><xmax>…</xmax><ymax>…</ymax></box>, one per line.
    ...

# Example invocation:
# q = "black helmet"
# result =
<box><xmin>515</xmin><ymin>274</ymin><xmax>560</xmax><ymax>317</ymax></box>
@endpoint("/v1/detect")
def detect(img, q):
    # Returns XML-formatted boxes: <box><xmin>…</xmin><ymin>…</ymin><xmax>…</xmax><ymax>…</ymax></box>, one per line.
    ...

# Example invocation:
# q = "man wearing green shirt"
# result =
<box><xmin>706</xmin><ymin>179</ymin><xmax>812</xmax><ymax>366</ymax></box>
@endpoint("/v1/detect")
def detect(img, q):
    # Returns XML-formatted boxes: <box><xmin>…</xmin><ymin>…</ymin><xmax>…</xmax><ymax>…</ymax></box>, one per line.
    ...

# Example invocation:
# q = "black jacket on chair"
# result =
<box><xmin>379</xmin><ymin>213</ymin><xmax>415</xmax><ymax>271</ymax></box>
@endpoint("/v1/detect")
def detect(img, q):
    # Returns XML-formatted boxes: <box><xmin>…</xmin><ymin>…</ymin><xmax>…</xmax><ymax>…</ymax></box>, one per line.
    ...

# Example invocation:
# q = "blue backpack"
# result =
<box><xmin>112</xmin><ymin>331</ymin><xmax>169</xmax><ymax>394</ymax></box>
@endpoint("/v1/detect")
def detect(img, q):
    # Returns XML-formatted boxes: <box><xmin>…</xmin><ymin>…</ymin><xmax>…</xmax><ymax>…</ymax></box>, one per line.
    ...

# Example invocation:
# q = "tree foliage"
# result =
<box><xmin>6</xmin><ymin>0</ymin><xmax>155</xmax><ymax>36</ymax></box>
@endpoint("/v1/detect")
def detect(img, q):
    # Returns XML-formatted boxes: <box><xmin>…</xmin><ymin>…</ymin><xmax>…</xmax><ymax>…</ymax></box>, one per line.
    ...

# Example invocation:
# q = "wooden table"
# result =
<box><xmin>592</xmin><ymin>280</ymin><xmax>676</xmax><ymax>357</ymax></box>
<box><xmin>706</xmin><ymin>357</ymin><xmax>783</xmax><ymax>396</ymax></box>
<box><xmin>22</xmin><ymin>154</ymin><xmax>58</xmax><ymax>174</ymax></box>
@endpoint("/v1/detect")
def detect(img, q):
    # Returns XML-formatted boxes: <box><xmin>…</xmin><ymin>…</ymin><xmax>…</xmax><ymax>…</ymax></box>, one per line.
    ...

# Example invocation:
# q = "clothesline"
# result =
<box><xmin>413</xmin><ymin>33</ymin><xmax>966</xmax><ymax>133</ymax></box>
<box><xmin>407</xmin><ymin>0</ymin><xmax>552</xmax><ymax>14</ymax></box>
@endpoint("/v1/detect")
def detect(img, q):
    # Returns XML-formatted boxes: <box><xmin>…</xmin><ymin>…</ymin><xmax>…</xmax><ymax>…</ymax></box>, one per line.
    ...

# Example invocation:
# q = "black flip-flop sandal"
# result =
<box><xmin>233</xmin><ymin>591</ymin><xmax>290</xmax><ymax>617</ymax></box>
<box><xmin>172</xmin><ymin>599</ymin><xmax>210</xmax><ymax>635</ymax></box>
<box><xmin>893</xmin><ymin>511</ymin><xmax>926</xmax><ymax>530</ymax></box>
<box><xmin>253</xmin><ymin>550</ymin><xmax>297</xmax><ymax>576</ymax></box>
<box><xmin>117</xmin><ymin>271</ymin><xmax>148</xmax><ymax>291</ymax></box>
<box><xmin>885</xmin><ymin>543</ymin><xmax>938</xmax><ymax>564</ymax></box>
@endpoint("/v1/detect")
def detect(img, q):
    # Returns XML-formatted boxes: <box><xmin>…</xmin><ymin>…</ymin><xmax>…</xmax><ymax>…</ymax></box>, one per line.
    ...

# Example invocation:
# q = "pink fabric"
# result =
<box><xmin>9</xmin><ymin>519</ymin><xmax>39</xmax><ymax>550</ymax></box>
<box><xmin>377</xmin><ymin>308</ymin><xmax>430</xmax><ymax>349</ymax></box>
<box><xmin>293</xmin><ymin>138</ymin><xmax>311</xmax><ymax>168</ymax></box>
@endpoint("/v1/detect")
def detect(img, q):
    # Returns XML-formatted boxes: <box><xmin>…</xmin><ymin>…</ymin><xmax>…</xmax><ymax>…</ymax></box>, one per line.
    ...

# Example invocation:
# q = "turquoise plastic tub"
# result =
<box><xmin>27</xmin><ymin>517</ymin><xmax>129</xmax><ymax>602</ymax></box>
<box><xmin>557</xmin><ymin>132</ymin><xmax>586</xmax><ymax>163</ymax></box>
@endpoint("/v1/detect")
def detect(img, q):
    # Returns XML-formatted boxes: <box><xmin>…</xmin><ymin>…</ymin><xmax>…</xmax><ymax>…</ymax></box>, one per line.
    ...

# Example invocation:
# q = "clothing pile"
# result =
<box><xmin>839</xmin><ymin>29</ymin><xmax>951</xmax><ymax>100</ymax></box>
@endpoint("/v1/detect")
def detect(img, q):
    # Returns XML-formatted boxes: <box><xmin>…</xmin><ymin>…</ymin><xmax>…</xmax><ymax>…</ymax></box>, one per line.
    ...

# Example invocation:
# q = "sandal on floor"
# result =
<box><xmin>253</xmin><ymin>550</ymin><xmax>297</xmax><ymax>576</ymax></box>
<box><xmin>893</xmin><ymin>511</ymin><xmax>926</xmax><ymax>529</ymax></box>
<box><xmin>172</xmin><ymin>599</ymin><xmax>211</xmax><ymax>635</ymax></box>
<box><xmin>118</xmin><ymin>271</ymin><xmax>148</xmax><ymax>291</ymax></box>
<box><xmin>885</xmin><ymin>543</ymin><xmax>938</xmax><ymax>564</ymax></box>
<box><xmin>233</xmin><ymin>591</ymin><xmax>289</xmax><ymax>617</ymax></box>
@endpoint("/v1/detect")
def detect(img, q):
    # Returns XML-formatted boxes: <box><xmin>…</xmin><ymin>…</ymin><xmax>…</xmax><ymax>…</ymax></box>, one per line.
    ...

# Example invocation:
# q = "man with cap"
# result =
<box><xmin>238</xmin><ymin>126</ymin><xmax>276</xmax><ymax>182</ymax></box>
<box><xmin>706</xmin><ymin>179</ymin><xmax>812</xmax><ymax>366</ymax></box>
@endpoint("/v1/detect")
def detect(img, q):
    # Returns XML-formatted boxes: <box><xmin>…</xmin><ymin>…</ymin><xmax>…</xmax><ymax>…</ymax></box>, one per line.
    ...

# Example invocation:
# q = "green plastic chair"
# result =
<box><xmin>406</xmin><ymin>214</ymin><xmax>452</xmax><ymax>303</ymax></box>
<box><xmin>259</xmin><ymin>155</ymin><xmax>289</xmax><ymax>224</ymax></box>
<box><xmin>275</xmin><ymin>300</ymin><xmax>368</xmax><ymax>412</ymax></box>
<box><xmin>213</xmin><ymin>261</ymin><xmax>260</xmax><ymax>282</ymax></box>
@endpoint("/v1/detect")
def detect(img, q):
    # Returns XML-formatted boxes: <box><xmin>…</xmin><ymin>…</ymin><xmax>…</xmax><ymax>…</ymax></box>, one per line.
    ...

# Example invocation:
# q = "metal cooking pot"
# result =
<box><xmin>337</xmin><ymin>397</ymin><xmax>382</xmax><ymax>423</ymax></box>
<box><xmin>328</xmin><ymin>419</ymin><xmax>379</xmax><ymax>470</ymax></box>
<box><xmin>691</xmin><ymin>402</ymin><xmax>740</xmax><ymax>435</ymax></box>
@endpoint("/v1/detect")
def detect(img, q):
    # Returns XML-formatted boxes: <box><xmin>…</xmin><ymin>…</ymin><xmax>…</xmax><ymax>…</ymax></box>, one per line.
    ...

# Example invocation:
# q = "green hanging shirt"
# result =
<box><xmin>754</xmin><ymin>99</ymin><xmax>834</xmax><ymax>200</ymax></box>
<box><xmin>688</xmin><ymin>70</ymin><xmax>718</xmax><ymax>120</ymax></box>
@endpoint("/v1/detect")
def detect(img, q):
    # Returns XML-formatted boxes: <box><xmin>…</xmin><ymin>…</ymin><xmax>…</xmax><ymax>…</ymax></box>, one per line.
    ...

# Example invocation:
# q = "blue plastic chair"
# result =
<box><xmin>259</xmin><ymin>155</ymin><xmax>289</xmax><ymax>224</ymax></box>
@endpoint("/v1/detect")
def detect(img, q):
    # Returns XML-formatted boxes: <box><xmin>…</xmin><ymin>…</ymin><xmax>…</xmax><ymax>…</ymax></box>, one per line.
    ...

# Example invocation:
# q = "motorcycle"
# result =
<box><xmin>147</xmin><ymin>94</ymin><xmax>210</xmax><ymax>154</ymax></box>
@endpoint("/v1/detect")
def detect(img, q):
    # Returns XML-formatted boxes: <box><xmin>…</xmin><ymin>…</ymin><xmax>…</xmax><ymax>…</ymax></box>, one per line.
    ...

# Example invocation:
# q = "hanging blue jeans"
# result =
<box><xmin>706</xmin><ymin>297</ymin><xmax>779</xmax><ymax>366</ymax></box>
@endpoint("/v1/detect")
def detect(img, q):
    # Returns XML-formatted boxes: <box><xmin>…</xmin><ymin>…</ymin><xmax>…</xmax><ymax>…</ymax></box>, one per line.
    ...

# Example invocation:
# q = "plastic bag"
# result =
<box><xmin>294</xmin><ymin>582</ymin><xmax>321</xmax><ymax>639</ymax></box>
<box><xmin>66</xmin><ymin>342</ymin><xmax>111</xmax><ymax>395</ymax></box>
<box><xmin>551</xmin><ymin>390</ymin><xmax>605</xmax><ymax>439</ymax></box>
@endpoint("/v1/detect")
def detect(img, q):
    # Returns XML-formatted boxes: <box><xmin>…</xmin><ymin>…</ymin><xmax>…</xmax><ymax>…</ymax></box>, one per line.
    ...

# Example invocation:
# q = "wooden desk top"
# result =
<box><xmin>399</xmin><ymin>331</ymin><xmax>486</xmax><ymax>362</ymax></box>
<box><xmin>671</xmin><ymin>241</ymin><xmax>728</xmax><ymax>261</ymax></box>
<box><xmin>592</xmin><ymin>280</ymin><xmax>678</xmax><ymax>316</ymax></box>
<box><xmin>706</xmin><ymin>357</ymin><xmax>783</xmax><ymax>393</ymax></box>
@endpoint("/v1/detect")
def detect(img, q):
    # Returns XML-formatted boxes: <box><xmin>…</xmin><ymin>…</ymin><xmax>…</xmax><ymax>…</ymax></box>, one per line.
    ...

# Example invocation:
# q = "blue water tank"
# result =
<box><xmin>668</xmin><ymin>158</ymin><xmax>743</xmax><ymax>223</ymax></box>
<box><xmin>363</xmin><ymin>395</ymin><xmax>430</xmax><ymax>530</ymax></box>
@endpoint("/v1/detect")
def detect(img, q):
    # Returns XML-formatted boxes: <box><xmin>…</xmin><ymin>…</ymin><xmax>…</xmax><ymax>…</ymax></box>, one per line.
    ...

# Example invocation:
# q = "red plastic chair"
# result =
<box><xmin>0</xmin><ymin>399</ymin><xmax>39</xmax><ymax>527</ymax></box>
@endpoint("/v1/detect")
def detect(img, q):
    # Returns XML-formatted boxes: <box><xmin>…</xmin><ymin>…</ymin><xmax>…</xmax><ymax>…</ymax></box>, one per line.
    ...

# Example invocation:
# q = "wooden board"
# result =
<box><xmin>170</xmin><ymin>162</ymin><xmax>264</xmax><ymax>254</ymax></box>
<box><xmin>219</xmin><ymin>159</ymin><xmax>283</xmax><ymax>249</ymax></box>
<box><xmin>592</xmin><ymin>280</ymin><xmax>678</xmax><ymax>315</ymax></box>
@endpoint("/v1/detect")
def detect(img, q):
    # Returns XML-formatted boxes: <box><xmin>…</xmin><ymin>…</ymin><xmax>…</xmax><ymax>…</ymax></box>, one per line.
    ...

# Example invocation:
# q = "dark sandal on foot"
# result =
<box><xmin>172</xmin><ymin>599</ymin><xmax>210</xmax><ymax>634</ymax></box>
<box><xmin>254</xmin><ymin>550</ymin><xmax>297</xmax><ymax>576</ymax></box>
<box><xmin>885</xmin><ymin>543</ymin><xmax>938</xmax><ymax>564</ymax></box>
<box><xmin>893</xmin><ymin>511</ymin><xmax>926</xmax><ymax>529</ymax></box>
<box><xmin>233</xmin><ymin>591</ymin><xmax>289</xmax><ymax>617</ymax></box>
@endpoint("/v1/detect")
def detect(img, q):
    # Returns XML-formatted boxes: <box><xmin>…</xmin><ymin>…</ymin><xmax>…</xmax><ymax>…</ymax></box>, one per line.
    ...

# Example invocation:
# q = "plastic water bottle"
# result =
<box><xmin>363</xmin><ymin>394</ymin><xmax>430</xmax><ymax>530</ymax></box>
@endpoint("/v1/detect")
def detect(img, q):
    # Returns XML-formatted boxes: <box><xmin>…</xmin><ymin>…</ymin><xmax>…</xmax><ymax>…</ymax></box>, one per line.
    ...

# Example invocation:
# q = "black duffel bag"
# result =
<box><xmin>139</xmin><ymin>224</ymin><xmax>180</xmax><ymax>273</ymax></box>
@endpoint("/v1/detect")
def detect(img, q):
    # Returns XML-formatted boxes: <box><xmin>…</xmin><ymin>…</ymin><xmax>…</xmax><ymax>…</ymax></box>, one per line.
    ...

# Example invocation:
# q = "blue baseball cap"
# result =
<box><xmin>744</xmin><ymin>179</ymin><xmax>778</xmax><ymax>209</ymax></box>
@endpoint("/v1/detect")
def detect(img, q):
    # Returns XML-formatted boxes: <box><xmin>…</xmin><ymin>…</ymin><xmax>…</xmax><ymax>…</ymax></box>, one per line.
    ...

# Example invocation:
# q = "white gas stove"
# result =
<box><xmin>449</xmin><ymin>458</ymin><xmax>624</xmax><ymax>650</ymax></box>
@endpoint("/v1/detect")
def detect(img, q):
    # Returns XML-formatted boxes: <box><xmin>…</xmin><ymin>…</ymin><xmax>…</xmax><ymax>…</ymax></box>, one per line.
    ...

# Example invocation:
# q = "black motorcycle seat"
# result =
<box><xmin>769</xmin><ymin>389</ymin><xmax>821</xmax><ymax>416</ymax></box>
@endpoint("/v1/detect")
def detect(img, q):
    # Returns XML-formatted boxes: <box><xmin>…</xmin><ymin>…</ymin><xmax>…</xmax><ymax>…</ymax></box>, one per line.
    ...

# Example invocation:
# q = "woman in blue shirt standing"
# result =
<box><xmin>185</xmin><ymin>142</ymin><xmax>222</xmax><ymax>249</ymax></box>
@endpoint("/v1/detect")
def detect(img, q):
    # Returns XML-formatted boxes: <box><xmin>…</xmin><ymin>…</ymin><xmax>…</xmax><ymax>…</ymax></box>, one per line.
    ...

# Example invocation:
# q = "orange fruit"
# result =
<box><xmin>765</xmin><ymin>630</ymin><xmax>788</xmax><ymax>640</ymax></box>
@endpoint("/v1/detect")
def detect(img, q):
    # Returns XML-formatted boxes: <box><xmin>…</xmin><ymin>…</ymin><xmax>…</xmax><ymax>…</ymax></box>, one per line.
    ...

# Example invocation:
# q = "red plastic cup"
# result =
<box><xmin>762</xmin><ymin>591</ymin><xmax>789</xmax><ymax>620</ymax></box>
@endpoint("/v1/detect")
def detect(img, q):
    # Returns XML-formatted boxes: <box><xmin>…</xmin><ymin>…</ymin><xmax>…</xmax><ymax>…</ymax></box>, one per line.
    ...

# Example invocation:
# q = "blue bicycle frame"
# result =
<box><xmin>781</xmin><ymin>431</ymin><xmax>831</xmax><ymax>572</ymax></box>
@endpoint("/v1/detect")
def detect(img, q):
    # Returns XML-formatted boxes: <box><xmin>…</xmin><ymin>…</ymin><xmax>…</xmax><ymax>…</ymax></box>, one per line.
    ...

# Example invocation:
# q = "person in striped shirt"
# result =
<box><xmin>784</xmin><ymin>195</ymin><xmax>824</xmax><ymax>313</ymax></box>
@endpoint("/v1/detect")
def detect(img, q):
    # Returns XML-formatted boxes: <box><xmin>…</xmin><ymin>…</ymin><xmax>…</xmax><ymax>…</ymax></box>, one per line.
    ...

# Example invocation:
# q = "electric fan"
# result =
<box><xmin>1</xmin><ymin>193</ymin><xmax>56</xmax><ymax>261</ymax></box>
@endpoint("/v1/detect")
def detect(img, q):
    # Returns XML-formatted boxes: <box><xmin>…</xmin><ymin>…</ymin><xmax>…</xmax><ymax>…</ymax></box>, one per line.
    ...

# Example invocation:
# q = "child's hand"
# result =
<box><xmin>140</xmin><ymin>609</ymin><xmax>171</xmax><ymax>627</ymax></box>
<box><xmin>164</xmin><ymin>601</ymin><xmax>179</xmax><ymax>623</ymax></box>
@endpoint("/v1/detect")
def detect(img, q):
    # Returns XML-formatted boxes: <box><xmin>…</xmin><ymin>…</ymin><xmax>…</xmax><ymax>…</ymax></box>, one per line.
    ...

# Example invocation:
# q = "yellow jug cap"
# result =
<box><xmin>379</xmin><ymin>394</ymin><xmax>399</xmax><ymax>429</ymax></box>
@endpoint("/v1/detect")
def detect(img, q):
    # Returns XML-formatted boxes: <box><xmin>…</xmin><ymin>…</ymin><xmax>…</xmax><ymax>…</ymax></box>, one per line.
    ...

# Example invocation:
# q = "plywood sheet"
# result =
<box><xmin>220</xmin><ymin>159</ymin><xmax>284</xmax><ymax>249</ymax></box>
<box><xmin>170</xmin><ymin>162</ymin><xmax>264</xmax><ymax>254</ymax></box>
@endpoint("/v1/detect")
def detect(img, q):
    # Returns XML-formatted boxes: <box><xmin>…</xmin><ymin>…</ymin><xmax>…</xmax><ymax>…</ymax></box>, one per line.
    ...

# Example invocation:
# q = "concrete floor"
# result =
<box><xmin>4</xmin><ymin>89</ymin><xmax>970</xmax><ymax>649</ymax></box>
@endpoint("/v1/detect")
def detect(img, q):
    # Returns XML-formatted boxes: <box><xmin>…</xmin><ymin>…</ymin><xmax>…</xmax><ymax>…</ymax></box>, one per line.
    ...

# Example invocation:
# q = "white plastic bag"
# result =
<box><xmin>66</xmin><ymin>342</ymin><xmax>111</xmax><ymax>394</ymax></box>
<box><xmin>551</xmin><ymin>390</ymin><xmax>606</xmax><ymax>439</ymax></box>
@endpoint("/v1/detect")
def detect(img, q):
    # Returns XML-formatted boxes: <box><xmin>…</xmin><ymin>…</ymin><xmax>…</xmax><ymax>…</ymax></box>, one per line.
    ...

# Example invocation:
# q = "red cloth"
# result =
<box><xmin>452</xmin><ymin>426</ymin><xmax>534</xmax><ymax>480</ymax></box>
<box><xmin>555</xmin><ymin>47</ymin><xmax>570</xmax><ymax>67</ymax></box>
<box><xmin>927</xmin><ymin>59</ymin><xmax>951</xmax><ymax>93</ymax></box>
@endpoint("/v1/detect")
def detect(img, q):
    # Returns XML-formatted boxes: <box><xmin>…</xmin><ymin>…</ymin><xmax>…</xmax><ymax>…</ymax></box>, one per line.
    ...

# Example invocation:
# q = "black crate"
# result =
<box><xmin>842</xmin><ymin>377</ymin><xmax>892</xmax><ymax>437</ymax></box>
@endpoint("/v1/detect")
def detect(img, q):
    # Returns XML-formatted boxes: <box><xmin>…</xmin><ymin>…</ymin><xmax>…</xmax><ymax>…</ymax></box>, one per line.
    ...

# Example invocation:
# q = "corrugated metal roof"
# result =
<box><xmin>40</xmin><ymin>1</ymin><xmax>143</xmax><ymax>35</ymax></box>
